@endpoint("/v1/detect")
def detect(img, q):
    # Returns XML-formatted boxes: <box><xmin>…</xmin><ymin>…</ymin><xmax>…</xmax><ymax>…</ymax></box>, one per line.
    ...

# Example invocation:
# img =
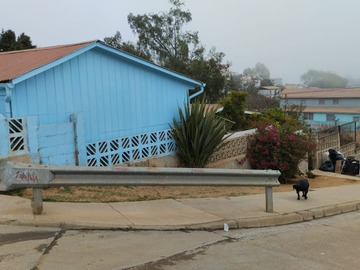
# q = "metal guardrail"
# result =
<box><xmin>0</xmin><ymin>161</ymin><xmax>281</xmax><ymax>214</ymax></box>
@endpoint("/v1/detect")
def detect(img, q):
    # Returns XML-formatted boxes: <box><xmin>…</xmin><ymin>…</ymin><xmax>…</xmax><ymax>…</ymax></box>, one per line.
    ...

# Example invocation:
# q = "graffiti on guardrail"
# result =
<box><xmin>112</xmin><ymin>167</ymin><xmax>129</xmax><ymax>172</ymax></box>
<box><xmin>15</xmin><ymin>170</ymin><xmax>39</xmax><ymax>183</ymax></box>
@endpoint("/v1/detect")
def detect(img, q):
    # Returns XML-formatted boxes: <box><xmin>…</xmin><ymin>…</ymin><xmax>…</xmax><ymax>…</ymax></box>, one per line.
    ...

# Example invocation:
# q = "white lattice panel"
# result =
<box><xmin>86</xmin><ymin>129</ymin><xmax>175</xmax><ymax>167</ymax></box>
<box><xmin>7</xmin><ymin>118</ymin><xmax>27</xmax><ymax>153</ymax></box>
<box><xmin>208</xmin><ymin>135</ymin><xmax>249</xmax><ymax>163</ymax></box>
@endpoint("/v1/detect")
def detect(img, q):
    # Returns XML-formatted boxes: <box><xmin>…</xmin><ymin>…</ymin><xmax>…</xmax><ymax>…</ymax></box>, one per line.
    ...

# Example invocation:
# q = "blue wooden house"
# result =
<box><xmin>0</xmin><ymin>40</ymin><xmax>205</xmax><ymax>166</ymax></box>
<box><xmin>280</xmin><ymin>86</ymin><xmax>360</xmax><ymax>129</ymax></box>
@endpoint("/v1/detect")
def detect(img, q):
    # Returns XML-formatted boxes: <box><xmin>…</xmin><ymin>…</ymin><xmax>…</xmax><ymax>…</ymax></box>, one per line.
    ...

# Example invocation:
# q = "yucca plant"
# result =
<box><xmin>169</xmin><ymin>99</ymin><xmax>232</xmax><ymax>168</ymax></box>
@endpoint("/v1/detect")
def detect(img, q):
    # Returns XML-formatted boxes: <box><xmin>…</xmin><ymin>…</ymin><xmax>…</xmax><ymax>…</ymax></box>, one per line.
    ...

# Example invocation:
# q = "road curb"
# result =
<box><xmin>296</xmin><ymin>201</ymin><xmax>360</xmax><ymax>221</ymax></box>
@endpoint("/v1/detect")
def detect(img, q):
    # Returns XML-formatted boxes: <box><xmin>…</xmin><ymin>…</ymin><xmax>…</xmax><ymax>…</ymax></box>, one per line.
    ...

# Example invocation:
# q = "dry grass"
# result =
<box><xmin>6</xmin><ymin>175</ymin><xmax>359</xmax><ymax>203</ymax></box>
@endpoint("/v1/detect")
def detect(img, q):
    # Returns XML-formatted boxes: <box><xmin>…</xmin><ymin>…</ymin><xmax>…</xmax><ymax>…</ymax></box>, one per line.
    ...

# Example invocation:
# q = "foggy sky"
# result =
<box><xmin>1</xmin><ymin>0</ymin><xmax>360</xmax><ymax>84</ymax></box>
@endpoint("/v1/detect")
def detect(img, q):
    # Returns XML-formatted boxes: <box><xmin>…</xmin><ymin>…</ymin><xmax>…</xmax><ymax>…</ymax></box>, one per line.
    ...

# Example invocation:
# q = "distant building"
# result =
<box><xmin>241</xmin><ymin>74</ymin><xmax>262</xmax><ymax>88</ymax></box>
<box><xmin>258</xmin><ymin>86</ymin><xmax>282</xmax><ymax>98</ymax></box>
<box><xmin>280</xmin><ymin>86</ymin><xmax>360</xmax><ymax>129</ymax></box>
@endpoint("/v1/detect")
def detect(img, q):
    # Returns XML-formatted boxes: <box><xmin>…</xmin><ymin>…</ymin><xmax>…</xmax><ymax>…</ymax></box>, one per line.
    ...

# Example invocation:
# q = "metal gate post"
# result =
<box><xmin>32</xmin><ymin>188</ymin><xmax>43</xmax><ymax>215</ymax></box>
<box><xmin>265</xmin><ymin>186</ymin><xmax>273</xmax><ymax>213</ymax></box>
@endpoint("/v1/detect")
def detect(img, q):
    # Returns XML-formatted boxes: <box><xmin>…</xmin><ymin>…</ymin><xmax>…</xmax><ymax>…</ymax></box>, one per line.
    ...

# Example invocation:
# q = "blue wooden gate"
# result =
<box><xmin>37</xmin><ymin>121</ymin><xmax>76</xmax><ymax>165</ymax></box>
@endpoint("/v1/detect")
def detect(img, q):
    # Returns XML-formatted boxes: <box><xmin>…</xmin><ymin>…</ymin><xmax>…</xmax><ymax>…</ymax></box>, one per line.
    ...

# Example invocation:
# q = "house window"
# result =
<box><xmin>300</xmin><ymin>99</ymin><xmax>306</xmax><ymax>105</ymax></box>
<box><xmin>303</xmin><ymin>112</ymin><xmax>313</xmax><ymax>120</ymax></box>
<box><xmin>333</xmin><ymin>99</ymin><xmax>339</xmax><ymax>105</ymax></box>
<box><xmin>326</xmin><ymin>114</ymin><xmax>335</xmax><ymax>121</ymax></box>
<box><xmin>319</xmin><ymin>99</ymin><xmax>325</xmax><ymax>105</ymax></box>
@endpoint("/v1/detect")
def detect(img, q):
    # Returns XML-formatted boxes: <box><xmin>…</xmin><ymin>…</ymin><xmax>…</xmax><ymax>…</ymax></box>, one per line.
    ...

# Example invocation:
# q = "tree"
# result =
<box><xmin>243</xmin><ymin>62</ymin><xmax>270</xmax><ymax>79</ymax></box>
<box><xmin>219</xmin><ymin>91</ymin><xmax>249</xmax><ymax>131</ymax></box>
<box><xmin>104</xmin><ymin>31</ymin><xmax>151</xmax><ymax>60</ymax></box>
<box><xmin>254</xmin><ymin>62</ymin><xmax>270</xmax><ymax>79</ymax></box>
<box><xmin>127</xmin><ymin>0</ymin><xmax>199</xmax><ymax>69</ymax></box>
<box><xmin>224</xmin><ymin>73</ymin><xmax>242</xmax><ymax>92</ymax></box>
<box><xmin>188</xmin><ymin>48</ymin><xmax>230</xmax><ymax>103</ymax></box>
<box><xmin>300</xmin><ymin>69</ymin><xmax>348</xmax><ymax>88</ymax></box>
<box><xmin>241</xmin><ymin>62</ymin><xmax>273</xmax><ymax>91</ymax></box>
<box><xmin>0</xmin><ymin>29</ymin><xmax>36</xmax><ymax>52</ymax></box>
<box><xmin>258</xmin><ymin>107</ymin><xmax>308</xmax><ymax>133</ymax></box>
<box><xmin>0</xmin><ymin>29</ymin><xmax>17</xmax><ymax>51</ymax></box>
<box><xmin>105</xmin><ymin>0</ymin><xmax>230</xmax><ymax>102</ymax></box>
<box><xmin>260</xmin><ymin>78</ymin><xmax>274</xmax><ymax>87</ymax></box>
<box><xmin>246</xmin><ymin>94</ymin><xmax>279</xmax><ymax>112</ymax></box>
<box><xmin>15</xmin><ymin>33</ymin><xmax>36</xmax><ymax>50</ymax></box>
<box><xmin>235</xmin><ymin>64</ymin><xmax>278</xmax><ymax>112</ymax></box>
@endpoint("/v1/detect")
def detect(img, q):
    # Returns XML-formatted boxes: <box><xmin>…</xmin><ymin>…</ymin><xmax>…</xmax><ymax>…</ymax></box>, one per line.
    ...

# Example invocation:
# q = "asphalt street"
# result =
<box><xmin>1</xmin><ymin>211</ymin><xmax>360</xmax><ymax>270</ymax></box>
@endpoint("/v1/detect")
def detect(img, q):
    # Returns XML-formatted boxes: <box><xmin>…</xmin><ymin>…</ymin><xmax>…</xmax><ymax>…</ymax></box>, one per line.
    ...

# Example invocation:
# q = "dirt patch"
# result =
<box><xmin>8</xmin><ymin>174</ymin><xmax>359</xmax><ymax>203</ymax></box>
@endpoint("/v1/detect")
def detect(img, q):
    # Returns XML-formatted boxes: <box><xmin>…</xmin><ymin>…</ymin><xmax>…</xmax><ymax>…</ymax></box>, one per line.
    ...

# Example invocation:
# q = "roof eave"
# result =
<box><xmin>10</xmin><ymin>41</ymin><xmax>205</xmax><ymax>90</ymax></box>
<box><xmin>11</xmin><ymin>42</ymin><xmax>99</xmax><ymax>85</ymax></box>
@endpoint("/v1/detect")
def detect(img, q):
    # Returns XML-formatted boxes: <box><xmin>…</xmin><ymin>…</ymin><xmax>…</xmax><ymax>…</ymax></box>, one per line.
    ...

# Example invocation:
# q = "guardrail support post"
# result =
<box><xmin>32</xmin><ymin>188</ymin><xmax>43</xmax><ymax>215</ymax></box>
<box><xmin>265</xmin><ymin>187</ymin><xmax>273</xmax><ymax>213</ymax></box>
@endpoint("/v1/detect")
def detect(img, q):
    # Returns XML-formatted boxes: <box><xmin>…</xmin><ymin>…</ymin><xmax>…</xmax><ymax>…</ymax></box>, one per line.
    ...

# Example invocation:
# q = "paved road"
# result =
<box><xmin>151</xmin><ymin>211</ymin><xmax>360</xmax><ymax>270</ymax></box>
<box><xmin>1</xmin><ymin>211</ymin><xmax>360</xmax><ymax>270</ymax></box>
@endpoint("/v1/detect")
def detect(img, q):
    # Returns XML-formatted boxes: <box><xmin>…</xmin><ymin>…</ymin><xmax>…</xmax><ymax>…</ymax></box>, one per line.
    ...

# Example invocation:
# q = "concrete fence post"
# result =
<box><xmin>26</xmin><ymin>116</ymin><xmax>40</xmax><ymax>164</ymax></box>
<box><xmin>71</xmin><ymin>113</ymin><xmax>86</xmax><ymax>166</ymax></box>
<box><xmin>0</xmin><ymin>115</ymin><xmax>9</xmax><ymax>158</ymax></box>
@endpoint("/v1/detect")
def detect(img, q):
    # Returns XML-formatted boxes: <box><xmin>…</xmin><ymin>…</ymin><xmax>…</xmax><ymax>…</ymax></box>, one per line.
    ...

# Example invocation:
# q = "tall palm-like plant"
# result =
<box><xmin>170</xmin><ymin>99</ymin><xmax>232</xmax><ymax>168</ymax></box>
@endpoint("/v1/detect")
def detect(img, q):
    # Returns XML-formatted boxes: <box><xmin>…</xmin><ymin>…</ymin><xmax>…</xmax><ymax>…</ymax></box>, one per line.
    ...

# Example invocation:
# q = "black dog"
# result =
<box><xmin>293</xmin><ymin>178</ymin><xmax>309</xmax><ymax>200</ymax></box>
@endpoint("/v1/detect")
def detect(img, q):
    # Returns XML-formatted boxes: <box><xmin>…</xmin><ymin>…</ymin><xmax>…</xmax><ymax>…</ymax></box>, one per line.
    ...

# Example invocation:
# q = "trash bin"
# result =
<box><xmin>341</xmin><ymin>157</ymin><xmax>360</xmax><ymax>176</ymax></box>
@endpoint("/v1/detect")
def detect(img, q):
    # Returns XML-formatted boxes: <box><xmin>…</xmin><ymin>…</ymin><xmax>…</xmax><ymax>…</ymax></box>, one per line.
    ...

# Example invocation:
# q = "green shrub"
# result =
<box><xmin>219</xmin><ymin>91</ymin><xmax>249</xmax><ymax>131</ymax></box>
<box><xmin>170</xmin><ymin>99</ymin><xmax>232</xmax><ymax>167</ymax></box>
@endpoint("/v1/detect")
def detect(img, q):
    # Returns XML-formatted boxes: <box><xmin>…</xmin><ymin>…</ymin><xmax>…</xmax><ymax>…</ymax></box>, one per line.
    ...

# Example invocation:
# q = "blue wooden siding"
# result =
<box><xmin>37</xmin><ymin>121</ymin><xmax>76</xmax><ymax>165</ymax></box>
<box><xmin>10</xmin><ymin>48</ymin><xmax>191</xmax><ymax>144</ymax></box>
<box><xmin>0</xmin><ymin>89</ymin><xmax>5</xmax><ymax>116</ymax></box>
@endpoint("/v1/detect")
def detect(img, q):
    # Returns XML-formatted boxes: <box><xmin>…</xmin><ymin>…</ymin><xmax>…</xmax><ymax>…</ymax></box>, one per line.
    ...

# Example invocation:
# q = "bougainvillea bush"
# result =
<box><xmin>246</xmin><ymin>121</ymin><xmax>314</xmax><ymax>183</ymax></box>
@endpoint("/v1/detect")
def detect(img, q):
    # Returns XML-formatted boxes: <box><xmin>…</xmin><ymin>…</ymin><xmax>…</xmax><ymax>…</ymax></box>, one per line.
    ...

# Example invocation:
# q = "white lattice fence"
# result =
<box><xmin>315</xmin><ymin>122</ymin><xmax>360</xmax><ymax>168</ymax></box>
<box><xmin>7</xmin><ymin>118</ymin><xmax>27</xmax><ymax>153</ymax></box>
<box><xmin>86</xmin><ymin>129</ymin><xmax>176</xmax><ymax>167</ymax></box>
<box><xmin>208</xmin><ymin>130</ymin><xmax>255</xmax><ymax>163</ymax></box>
<box><xmin>317</xmin><ymin>132</ymin><xmax>340</xmax><ymax>151</ymax></box>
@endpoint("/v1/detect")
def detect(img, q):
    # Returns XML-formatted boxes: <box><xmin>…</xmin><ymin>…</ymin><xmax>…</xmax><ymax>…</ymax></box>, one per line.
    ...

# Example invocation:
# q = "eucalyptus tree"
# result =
<box><xmin>103</xmin><ymin>31</ymin><xmax>151</xmax><ymax>60</ymax></box>
<box><xmin>105</xmin><ymin>0</ymin><xmax>230</xmax><ymax>102</ymax></box>
<box><xmin>127</xmin><ymin>0</ymin><xmax>199</xmax><ymax>72</ymax></box>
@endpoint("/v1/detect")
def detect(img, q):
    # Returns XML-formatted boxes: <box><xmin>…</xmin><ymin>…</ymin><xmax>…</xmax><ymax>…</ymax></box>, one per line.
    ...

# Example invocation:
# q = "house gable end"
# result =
<box><xmin>8</xmin><ymin>41</ymin><xmax>204</xmax><ymax>96</ymax></box>
<box><xmin>11</xmin><ymin>47</ymin><xmax>197</xmax><ymax>140</ymax></box>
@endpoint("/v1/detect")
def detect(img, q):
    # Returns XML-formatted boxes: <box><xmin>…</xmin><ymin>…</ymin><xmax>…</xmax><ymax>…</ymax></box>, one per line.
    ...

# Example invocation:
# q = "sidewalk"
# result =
<box><xmin>1</xmin><ymin>170</ymin><xmax>360</xmax><ymax>230</ymax></box>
